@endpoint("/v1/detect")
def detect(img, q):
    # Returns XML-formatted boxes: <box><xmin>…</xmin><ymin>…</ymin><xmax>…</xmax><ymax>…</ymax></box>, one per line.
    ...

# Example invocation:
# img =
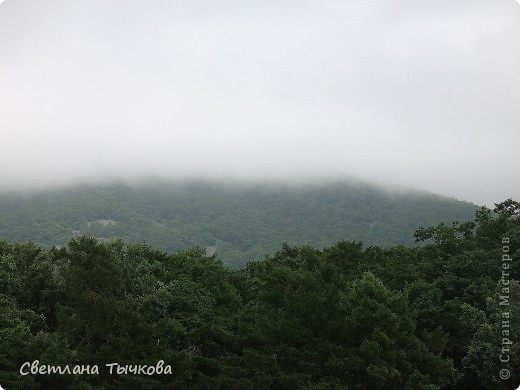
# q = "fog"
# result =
<box><xmin>1</xmin><ymin>0</ymin><xmax>519</xmax><ymax>206</ymax></box>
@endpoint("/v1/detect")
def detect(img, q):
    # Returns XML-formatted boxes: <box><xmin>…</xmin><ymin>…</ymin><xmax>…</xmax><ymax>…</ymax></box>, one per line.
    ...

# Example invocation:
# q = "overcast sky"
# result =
<box><xmin>0</xmin><ymin>0</ymin><xmax>519</xmax><ymax>206</ymax></box>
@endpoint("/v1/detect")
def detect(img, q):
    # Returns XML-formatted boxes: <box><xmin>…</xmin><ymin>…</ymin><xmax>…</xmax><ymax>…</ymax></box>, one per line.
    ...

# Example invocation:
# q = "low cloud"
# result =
<box><xmin>0</xmin><ymin>0</ymin><xmax>519</xmax><ymax>206</ymax></box>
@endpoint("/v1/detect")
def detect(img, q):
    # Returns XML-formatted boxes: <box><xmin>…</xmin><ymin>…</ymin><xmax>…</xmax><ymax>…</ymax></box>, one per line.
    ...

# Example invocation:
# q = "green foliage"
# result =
<box><xmin>0</xmin><ymin>198</ymin><xmax>517</xmax><ymax>388</ymax></box>
<box><xmin>0</xmin><ymin>180</ymin><xmax>477</xmax><ymax>268</ymax></box>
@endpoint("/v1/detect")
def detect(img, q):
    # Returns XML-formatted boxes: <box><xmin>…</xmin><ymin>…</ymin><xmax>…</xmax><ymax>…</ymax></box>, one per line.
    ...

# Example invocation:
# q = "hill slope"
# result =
<box><xmin>0</xmin><ymin>180</ymin><xmax>478</xmax><ymax>267</ymax></box>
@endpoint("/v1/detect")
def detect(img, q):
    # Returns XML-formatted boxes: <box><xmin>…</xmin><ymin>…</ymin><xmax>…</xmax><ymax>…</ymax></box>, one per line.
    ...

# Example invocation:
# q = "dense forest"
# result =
<box><xmin>0</xmin><ymin>199</ymin><xmax>518</xmax><ymax>389</ymax></box>
<box><xmin>0</xmin><ymin>180</ymin><xmax>477</xmax><ymax>268</ymax></box>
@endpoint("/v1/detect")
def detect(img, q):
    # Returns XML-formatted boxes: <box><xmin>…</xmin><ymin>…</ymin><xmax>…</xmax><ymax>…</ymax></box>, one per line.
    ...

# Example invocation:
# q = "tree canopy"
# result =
<box><xmin>0</xmin><ymin>181</ymin><xmax>477</xmax><ymax>268</ymax></box>
<box><xmin>0</xmin><ymin>199</ymin><xmax>518</xmax><ymax>389</ymax></box>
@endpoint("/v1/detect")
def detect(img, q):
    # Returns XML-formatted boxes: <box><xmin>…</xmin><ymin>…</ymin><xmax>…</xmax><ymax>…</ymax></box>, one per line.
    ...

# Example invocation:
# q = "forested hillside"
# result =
<box><xmin>0</xmin><ymin>200</ymin><xmax>518</xmax><ymax>389</ymax></box>
<box><xmin>0</xmin><ymin>180</ymin><xmax>477</xmax><ymax>268</ymax></box>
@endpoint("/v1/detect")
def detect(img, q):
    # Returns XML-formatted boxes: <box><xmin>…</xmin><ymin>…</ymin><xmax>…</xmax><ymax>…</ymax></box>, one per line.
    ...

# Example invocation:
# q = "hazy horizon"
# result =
<box><xmin>0</xmin><ymin>174</ymin><xmax>496</xmax><ymax>210</ymax></box>
<box><xmin>1</xmin><ymin>0</ymin><xmax>519</xmax><ymax>207</ymax></box>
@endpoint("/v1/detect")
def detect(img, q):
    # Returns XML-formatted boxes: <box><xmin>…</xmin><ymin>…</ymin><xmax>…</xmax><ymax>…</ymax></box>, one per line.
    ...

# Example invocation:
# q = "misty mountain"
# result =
<box><xmin>0</xmin><ymin>180</ymin><xmax>478</xmax><ymax>267</ymax></box>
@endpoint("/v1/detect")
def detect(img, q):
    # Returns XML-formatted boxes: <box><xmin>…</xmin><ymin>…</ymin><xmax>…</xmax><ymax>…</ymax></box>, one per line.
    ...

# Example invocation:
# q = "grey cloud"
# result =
<box><xmin>0</xmin><ymin>0</ymin><xmax>519</xmax><ymax>206</ymax></box>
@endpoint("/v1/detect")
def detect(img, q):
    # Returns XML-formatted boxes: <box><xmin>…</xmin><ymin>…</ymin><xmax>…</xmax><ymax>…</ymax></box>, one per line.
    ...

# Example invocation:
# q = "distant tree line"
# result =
<box><xmin>0</xmin><ymin>200</ymin><xmax>518</xmax><ymax>389</ymax></box>
<box><xmin>0</xmin><ymin>181</ymin><xmax>477</xmax><ymax>268</ymax></box>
